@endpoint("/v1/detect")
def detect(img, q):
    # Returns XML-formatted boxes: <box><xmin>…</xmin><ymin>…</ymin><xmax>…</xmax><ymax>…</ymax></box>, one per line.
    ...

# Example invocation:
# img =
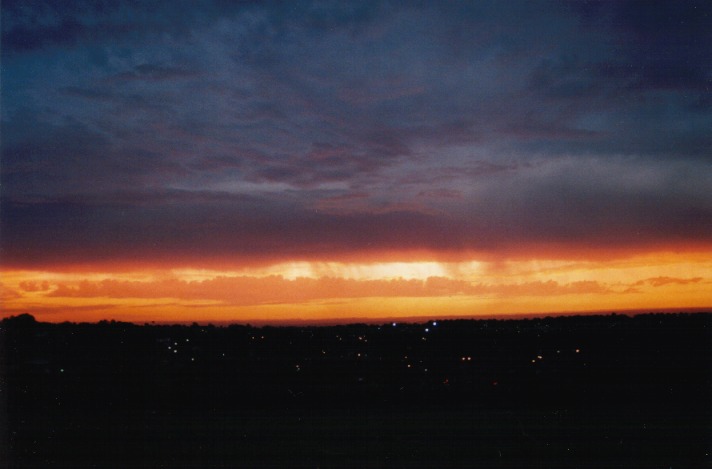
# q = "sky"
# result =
<box><xmin>1</xmin><ymin>0</ymin><xmax>711</xmax><ymax>324</ymax></box>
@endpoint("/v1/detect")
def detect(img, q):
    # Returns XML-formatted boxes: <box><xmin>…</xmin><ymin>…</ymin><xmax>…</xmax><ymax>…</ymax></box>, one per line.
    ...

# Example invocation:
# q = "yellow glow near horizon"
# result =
<box><xmin>208</xmin><ymin>260</ymin><xmax>459</xmax><ymax>280</ymax></box>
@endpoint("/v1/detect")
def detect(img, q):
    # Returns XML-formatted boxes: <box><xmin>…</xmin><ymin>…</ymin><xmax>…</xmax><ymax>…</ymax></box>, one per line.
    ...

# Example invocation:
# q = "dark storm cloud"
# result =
<box><xmin>2</xmin><ymin>0</ymin><xmax>711</xmax><ymax>267</ymax></box>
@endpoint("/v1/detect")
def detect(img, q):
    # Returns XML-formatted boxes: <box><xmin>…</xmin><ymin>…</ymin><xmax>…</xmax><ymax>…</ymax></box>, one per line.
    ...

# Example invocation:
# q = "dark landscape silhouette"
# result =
<box><xmin>2</xmin><ymin>312</ymin><xmax>710</xmax><ymax>467</ymax></box>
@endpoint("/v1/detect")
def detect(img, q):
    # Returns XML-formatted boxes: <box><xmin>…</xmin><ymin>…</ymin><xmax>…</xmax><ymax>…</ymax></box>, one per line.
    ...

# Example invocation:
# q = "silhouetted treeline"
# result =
<box><xmin>2</xmin><ymin>312</ymin><xmax>711</xmax><ymax>467</ymax></box>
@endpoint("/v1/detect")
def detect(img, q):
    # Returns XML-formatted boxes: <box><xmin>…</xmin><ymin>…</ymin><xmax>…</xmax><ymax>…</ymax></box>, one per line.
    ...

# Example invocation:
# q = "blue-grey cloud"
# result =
<box><xmin>2</xmin><ymin>0</ymin><xmax>711</xmax><ymax>267</ymax></box>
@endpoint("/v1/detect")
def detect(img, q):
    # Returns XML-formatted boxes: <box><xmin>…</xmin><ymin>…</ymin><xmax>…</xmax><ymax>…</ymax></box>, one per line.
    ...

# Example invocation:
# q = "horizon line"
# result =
<box><xmin>5</xmin><ymin>307</ymin><xmax>710</xmax><ymax>328</ymax></box>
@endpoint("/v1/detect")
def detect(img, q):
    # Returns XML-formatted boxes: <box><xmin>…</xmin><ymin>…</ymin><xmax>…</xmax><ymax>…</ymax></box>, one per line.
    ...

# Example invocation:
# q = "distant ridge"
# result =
<box><xmin>3</xmin><ymin>308</ymin><xmax>710</xmax><ymax>327</ymax></box>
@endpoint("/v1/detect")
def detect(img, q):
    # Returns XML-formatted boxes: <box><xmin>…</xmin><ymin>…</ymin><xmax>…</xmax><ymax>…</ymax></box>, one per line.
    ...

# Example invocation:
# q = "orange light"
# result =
<box><xmin>1</xmin><ymin>249</ymin><xmax>709</xmax><ymax>324</ymax></box>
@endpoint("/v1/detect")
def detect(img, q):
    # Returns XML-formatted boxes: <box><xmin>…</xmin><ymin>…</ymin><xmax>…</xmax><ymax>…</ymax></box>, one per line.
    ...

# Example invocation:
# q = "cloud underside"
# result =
<box><xmin>2</xmin><ymin>173</ymin><xmax>711</xmax><ymax>268</ymax></box>
<box><xmin>3</xmin><ymin>152</ymin><xmax>712</xmax><ymax>268</ymax></box>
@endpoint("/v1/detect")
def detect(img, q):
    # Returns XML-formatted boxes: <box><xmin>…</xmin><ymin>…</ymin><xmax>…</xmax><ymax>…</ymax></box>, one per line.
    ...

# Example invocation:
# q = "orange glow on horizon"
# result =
<box><xmin>2</xmin><ymin>250</ymin><xmax>710</xmax><ymax>324</ymax></box>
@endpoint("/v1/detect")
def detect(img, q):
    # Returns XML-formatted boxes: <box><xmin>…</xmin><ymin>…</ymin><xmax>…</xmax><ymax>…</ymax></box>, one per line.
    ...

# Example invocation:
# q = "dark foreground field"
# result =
<box><xmin>2</xmin><ymin>313</ymin><xmax>711</xmax><ymax>467</ymax></box>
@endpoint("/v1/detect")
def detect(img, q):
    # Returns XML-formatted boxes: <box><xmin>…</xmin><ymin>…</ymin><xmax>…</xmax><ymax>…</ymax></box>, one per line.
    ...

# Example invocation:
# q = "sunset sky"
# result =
<box><xmin>2</xmin><ymin>0</ymin><xmax>711</xmax><ymax>324</ymax></box>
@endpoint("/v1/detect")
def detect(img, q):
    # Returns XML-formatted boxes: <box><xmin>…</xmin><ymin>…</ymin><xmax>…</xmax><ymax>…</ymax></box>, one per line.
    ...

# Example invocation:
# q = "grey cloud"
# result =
<box><xmin>2</xmin><ymin>1</ymin><xmax>711</xmax><ymax>267</ymax></box>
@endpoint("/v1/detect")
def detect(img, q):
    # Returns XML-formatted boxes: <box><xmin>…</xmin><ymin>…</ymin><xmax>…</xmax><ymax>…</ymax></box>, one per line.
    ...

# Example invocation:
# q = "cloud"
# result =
<box><xmin>110</xmin><ymin>64</ymin><xmax>198</xmax><ymax>82</ymax></box>
<box><xmin>2</xmin><ymin>154</ymin><xmax>712</xmax><ymax>269</ymax></box>
<box><xmin>638</xmin><ymin>277</ymin><xmax>705</xmax><ymax>288</ymax></box>
<box><xmin>1</xmin><ymin>303</ymin><xmax>119</xmax><ymax>317</ymax></box>
<box><xmin>45</xmin><ymin>275</ymin><xmax>612</xmax><ymax>306</ymax></box>
<box><xmin>2</xmin><ymin>1</ymin><xmax>711</xmax><ymax>269</ymax></box>
<box><xmin>416</xmin><ymin>189</ymin><xmax>463</xmax><ymax>200</ymax></box>
<box><xmin>19</xmin><ymin>281</ymin><xmax>51</xmax><ymax>292</ymax></box>
<box><xmin>0</xmin><ymin>283</ymin><xmax>22</xmax><ymax>301</ymax></box>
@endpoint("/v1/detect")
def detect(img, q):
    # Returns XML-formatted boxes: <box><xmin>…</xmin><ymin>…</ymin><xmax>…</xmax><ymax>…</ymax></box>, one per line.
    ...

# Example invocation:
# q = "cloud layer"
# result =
<box><xmin>2</xmin><ymin>1</ymin><xmax>711</xmax><ymax>268</ymax></box>
<box><xmin>41</xmin><ymin>275</ymin><xmax>613</xmax><ymax>305</ymax></box>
